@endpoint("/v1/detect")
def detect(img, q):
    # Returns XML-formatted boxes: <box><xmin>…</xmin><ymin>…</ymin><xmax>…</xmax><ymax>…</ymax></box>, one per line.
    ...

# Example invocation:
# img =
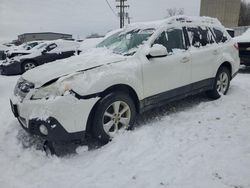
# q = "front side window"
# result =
<box><xmin>153</xmin><ymin>28</ymin><xmax>186</xmax><ymax>53</ymax></box>
<box><xmin>97</xmin><ymin>28</ymin><xmax>155</xmax><ymax>55</ymax></box>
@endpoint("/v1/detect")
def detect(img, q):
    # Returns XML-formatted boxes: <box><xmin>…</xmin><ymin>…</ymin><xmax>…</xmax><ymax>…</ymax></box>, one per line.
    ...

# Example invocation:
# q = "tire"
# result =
<box><xmin>43</xmin><ymin>140</ymin><xmax>55</xmax><ymax>156</ymax></box>
<box><xmin>21</xmin><ymin>61</ymin><xmax>36</xmax><ymax>73</ymax></box>
<box><xmin>206</xmin><ymin>67</ymin><xmax>231</xmax><ymax>99</ymax></box>
<box><xmin>92</xmin><ymin>92</ymin><xmax>136</xmax><ymax>144</ymax></box>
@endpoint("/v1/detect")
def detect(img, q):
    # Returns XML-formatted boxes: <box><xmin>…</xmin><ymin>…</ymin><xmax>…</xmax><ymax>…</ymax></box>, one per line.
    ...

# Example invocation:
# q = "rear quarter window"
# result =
<box><xmin>212</xmin><ymin>28</ymin><xmax>228</xmax><ymax>43</ymax></box>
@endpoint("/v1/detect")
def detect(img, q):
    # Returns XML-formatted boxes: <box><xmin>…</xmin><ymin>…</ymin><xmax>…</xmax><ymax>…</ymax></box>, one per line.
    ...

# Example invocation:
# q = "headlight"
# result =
<box><xmin>2</xmin><ymin>59</ymin><xmax>16</xmax><ymax>65</ymax></box>
<box><xmin>31</xmin><ymin>78</ymin><xmax>75</xmax><ymax>100</ymax></box>
<box><xmin>14</xmin><ymin>77</ymin><xmax>34</xmax><ymax>94</ymax></box>
<box><xmin>32</xmin><ymin>83</ymin><xmax>64</xmax><ymax>100</ymax></box>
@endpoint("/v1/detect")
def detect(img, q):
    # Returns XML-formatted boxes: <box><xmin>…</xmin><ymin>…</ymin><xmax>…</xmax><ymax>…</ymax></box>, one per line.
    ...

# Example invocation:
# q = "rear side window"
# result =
<box><xmin>153</xmin><ymin>28</ymin><xmax>186</xmax><ymax>53</ymax></box>
<box><xmin>212</xmin><ymin>28</ymin><xmax>228</xmax><ymax>43</ymax></box>
<box><xmin>186</xmin><ymin>26</ymin><xmax>214</xmax><ymax>48</ymax></box>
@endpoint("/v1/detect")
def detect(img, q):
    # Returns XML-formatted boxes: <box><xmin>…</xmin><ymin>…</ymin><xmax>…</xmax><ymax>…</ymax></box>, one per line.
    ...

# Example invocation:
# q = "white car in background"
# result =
<box><xmin>10</xmin><ymin>16</ymin><xmax>240</xmax><ymax>153</ymax></box>
<box><xmin>234</xmin><ymin>28</ymin><xmax>250</xmax><ymax>66</ymax></box>
<box><xmin>6</xmin><ymin>41</ymin><xmax>45</xmax><ymax>59</ymax></box>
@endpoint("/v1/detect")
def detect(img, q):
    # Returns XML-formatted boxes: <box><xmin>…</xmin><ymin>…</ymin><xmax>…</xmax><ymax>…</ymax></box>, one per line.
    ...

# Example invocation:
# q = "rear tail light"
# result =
<box><xmin>234</xmin><ymin>43</ymin><xmax>239</xmax><ymax>50</ymax></box>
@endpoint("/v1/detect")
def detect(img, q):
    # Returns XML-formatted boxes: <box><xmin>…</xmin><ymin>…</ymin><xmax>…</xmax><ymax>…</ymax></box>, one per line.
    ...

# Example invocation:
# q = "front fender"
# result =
<box><xmin>69</xmin><ymin>60</ymin><xmax>144</xmax><ymax>100</ymax></box>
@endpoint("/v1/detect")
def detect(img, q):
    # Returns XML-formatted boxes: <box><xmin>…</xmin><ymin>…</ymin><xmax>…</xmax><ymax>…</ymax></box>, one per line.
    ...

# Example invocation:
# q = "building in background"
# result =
<box><xmin>18</xmin><ymin>32</ymin><xmax>72</xmax><ymax>43</ymax></box>
<box><xmin>200</xmin><ymin>0</ymin><xmax>241</xmax><ymax>28</ymax></box>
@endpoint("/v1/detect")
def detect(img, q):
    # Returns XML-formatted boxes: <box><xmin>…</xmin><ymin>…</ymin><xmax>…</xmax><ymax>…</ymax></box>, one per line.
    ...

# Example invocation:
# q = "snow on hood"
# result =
<box><xmin>22</xmin><ymin>48</ymin><xmax>126</xmax><ymax>87</ymax></box>
<box><xmin>234</xmin><ymin>28</ymin><xmax>250</xmax><ymax>43</ymax></box>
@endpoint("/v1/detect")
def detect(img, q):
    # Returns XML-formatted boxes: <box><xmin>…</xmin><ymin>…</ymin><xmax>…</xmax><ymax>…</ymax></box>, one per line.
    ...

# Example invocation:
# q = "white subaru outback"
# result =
<box><xmin>10</xmin><ymin>16</ymin><xmax>240</xmax><ymax>147</ymax></box>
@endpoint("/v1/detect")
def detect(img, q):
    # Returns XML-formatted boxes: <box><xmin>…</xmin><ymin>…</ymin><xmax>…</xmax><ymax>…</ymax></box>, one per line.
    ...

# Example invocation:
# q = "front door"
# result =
<box><xmin>142</xmin><ymin>28</ymin><xmax>192</xmax><ymax>104</ymax></box>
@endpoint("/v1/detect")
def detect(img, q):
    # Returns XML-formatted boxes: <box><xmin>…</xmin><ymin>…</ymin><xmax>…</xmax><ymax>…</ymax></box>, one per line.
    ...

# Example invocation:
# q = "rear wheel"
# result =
<box><xmin>22</xmin><ymin>61</ymin><xmax>36</xmax><ymax>72</ymax></box>
<box><xmin>92</xmin><ymin>92</ymin><xmax>136</xmax><ymax>144</ymax></box>
<box><xmin>206</xmin><ymin>67</ymin><xmax>231</xmax><ymax>99</ymax></box>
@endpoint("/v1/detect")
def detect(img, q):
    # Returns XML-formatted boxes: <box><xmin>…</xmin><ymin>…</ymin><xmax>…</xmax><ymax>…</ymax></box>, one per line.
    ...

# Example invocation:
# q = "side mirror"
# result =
<box><xmin>148</xmin><ymin>44</ymin><xmax>168</xmax><ymax>58</ymax></box>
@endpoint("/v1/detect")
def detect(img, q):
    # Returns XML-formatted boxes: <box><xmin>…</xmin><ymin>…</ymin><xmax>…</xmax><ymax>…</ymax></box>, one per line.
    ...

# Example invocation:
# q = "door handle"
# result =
<box><xmin>180</xmin><ymin>57</ymin><xmax>190</xmax><ymax>63</ymax></box>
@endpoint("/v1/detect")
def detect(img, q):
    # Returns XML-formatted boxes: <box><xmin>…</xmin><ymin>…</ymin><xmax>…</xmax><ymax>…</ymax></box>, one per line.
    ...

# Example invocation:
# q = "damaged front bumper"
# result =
<box><xmin>10</xmin><ymin>94</ymin><xmax>99</xmax><ymax>143</ymax></box>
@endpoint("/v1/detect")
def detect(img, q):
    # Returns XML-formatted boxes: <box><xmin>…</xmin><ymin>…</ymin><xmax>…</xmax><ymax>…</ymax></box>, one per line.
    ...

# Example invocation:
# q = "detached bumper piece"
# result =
<box><xmin>18</xmin><ymin>117</ymin><xmax>86</xmax><ymax>144</ymax></box>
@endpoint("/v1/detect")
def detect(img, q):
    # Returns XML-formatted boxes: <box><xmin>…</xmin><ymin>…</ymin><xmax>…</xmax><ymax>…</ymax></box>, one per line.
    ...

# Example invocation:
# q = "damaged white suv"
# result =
<box><xmin>10</xmin><ymin>16</ymin><xmax>240</xmax><ymax>148</ymax></box>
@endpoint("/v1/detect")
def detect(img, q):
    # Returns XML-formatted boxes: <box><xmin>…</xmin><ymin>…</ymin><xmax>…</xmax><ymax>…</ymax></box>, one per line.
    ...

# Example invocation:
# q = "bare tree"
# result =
<box><xmin>238</xmin><ymin>0</ymin><xmax>250</xmax><ymax>26</ymax></box>
<box><xmin>165</xmin><ymin>8</ymin><xmax>184</xmax><ymax>18</ymax></box>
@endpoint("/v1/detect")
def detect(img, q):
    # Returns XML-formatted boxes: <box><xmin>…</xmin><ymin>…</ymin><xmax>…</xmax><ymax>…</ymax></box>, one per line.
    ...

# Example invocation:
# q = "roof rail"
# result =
<box><xmin>166</xmin><ymin>15</ymin><xmax>222</xmax><ymax>26</ymax></box>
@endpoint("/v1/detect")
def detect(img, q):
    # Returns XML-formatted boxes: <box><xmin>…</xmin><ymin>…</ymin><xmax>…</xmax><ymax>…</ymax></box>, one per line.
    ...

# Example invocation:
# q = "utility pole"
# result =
<box><xmin>116</xmin><ymin>0</ymin><xmax>130</xmax><ymax>28</ymax></box>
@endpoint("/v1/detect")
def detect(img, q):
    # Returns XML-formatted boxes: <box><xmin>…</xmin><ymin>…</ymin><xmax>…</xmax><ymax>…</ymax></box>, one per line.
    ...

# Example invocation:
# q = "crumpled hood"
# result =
<box><xmin>22</xmin><ymin>48</ymin><xmax>126</xmax><ymax>87</ymax></box>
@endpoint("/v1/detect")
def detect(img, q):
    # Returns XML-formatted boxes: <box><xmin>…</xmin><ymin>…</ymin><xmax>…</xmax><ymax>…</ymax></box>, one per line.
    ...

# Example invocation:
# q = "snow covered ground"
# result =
<box><xmin>0</xmin><ymin>69</ymin><xmax>250</xmax><ymax>188</ymax></box>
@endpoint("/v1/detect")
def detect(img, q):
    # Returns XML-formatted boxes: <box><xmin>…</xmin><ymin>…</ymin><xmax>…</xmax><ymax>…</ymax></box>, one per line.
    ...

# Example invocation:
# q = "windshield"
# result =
<box><xmin>22</xmin><ymin>42</ymin><xmax>39</xmax><ymax>50</ymax></box>
<box><xmin>97</xmin><ymin>28</ymin><xmax>155</xmax><ymax>55</ymax></box>
<box><xmin>34</xmin><ymin>43</ymin><xmax>48</xmax><ymax>50</ymax></box>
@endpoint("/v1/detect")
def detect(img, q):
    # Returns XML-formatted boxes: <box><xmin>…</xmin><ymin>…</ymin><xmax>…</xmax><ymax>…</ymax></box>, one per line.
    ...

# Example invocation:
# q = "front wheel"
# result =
<box><xmin>206</xmin><ymin>67</ymin><xmax>231</xmax><ymax>99</ymax></box>
<box><xmin>92</xmin><ymin>92</ymin><xmax>136</xmax><ymax>144</ymax></box>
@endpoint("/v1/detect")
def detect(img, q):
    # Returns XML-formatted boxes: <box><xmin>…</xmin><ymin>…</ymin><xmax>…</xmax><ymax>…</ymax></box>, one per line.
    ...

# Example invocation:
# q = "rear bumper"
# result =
<box><xmin>0</xmin><ymin>62</ymin><xmax>22</xmax><ymax>75</ymax></box>
<box><xmin>240</xmin><ymin>56</ymin><xmax>250</xmax><ymax>66</ymax></box>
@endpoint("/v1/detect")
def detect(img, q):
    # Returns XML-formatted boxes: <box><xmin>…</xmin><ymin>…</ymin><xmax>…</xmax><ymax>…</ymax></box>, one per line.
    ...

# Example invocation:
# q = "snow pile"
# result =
<box><xmin>0</xmin><ymin>71</ymin><xmax>250</xmax><ymax>188</ymax></box>
<box><xmin>234</xmin><ymin>28</ymin><xmax>250</xmax><ymax>43</ymax></box>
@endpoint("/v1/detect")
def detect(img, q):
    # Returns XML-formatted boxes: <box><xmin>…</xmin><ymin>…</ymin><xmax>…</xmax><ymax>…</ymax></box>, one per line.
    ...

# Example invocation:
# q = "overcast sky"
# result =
<box><xmin>0</xmin><ymin>0</ymin><xmax>201</xmax><ymax>43</ymax></box>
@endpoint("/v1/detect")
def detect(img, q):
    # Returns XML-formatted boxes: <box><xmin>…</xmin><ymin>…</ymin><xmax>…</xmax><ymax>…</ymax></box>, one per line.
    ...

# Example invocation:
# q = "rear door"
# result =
<box><xmin>186</xmin><ymin>26</ymin><xmax>218</xmax><ymax>87</ymax></box>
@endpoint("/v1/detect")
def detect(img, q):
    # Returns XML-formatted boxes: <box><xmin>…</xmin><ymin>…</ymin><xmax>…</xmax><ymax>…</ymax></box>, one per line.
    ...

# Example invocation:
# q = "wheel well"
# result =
<box><xmin>22</xmin><ymin>59</ymin><xmax>37</xmax><ymax>67</ymax></box>
<box><xmin>219</xmin><ymin>62</ymin><xmax>232</xmax><ymax>78</ymax></box>
<box><xmin>85</xmin><ymin>84</ymin><xmax>140</xmax><ymax>134</ymax></box>
<box><xmin>100</xmin><ymin>84</ymin><xmax>140</xmax><ymax>112</ymax></box>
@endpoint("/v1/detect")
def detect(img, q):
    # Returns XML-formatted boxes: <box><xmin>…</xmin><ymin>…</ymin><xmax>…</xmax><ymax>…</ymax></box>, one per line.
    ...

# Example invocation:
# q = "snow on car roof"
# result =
<box><xmin>127</xmin><ymin>15</ymin><xmax>222</xmax><ymax>30</ymax></box>
<box><xmin>103</xmin><ymin>16</ymin><xmax>223</xmax><ymax>41</ymax></box>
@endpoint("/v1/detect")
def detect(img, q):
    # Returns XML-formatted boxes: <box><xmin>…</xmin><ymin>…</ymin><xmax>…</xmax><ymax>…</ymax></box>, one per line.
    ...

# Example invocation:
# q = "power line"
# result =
<box><xmin>116</xmin><ymin>0</ymin><xmax>130</xmax><ymax>28</ymax></box>
<box><xmin>105</xmin><ymin>0</ymin><xmax>118</xmax><ymax>18</ymax></box>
